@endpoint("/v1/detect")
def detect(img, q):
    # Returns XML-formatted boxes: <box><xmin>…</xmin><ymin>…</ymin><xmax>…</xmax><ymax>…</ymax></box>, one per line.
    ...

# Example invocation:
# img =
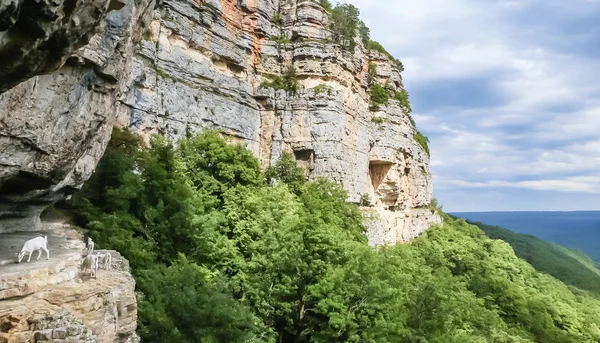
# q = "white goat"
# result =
<box><xmin>96</xmin><ymin>252</ymin><xmax>112</xmax><ymax>270</ymax></box>
<box><xmin>80</xmin><ymin>254</ymin><xmax>99</xmax><ymax>278</ymax></box>
<box><xmin>17</xmin><ymin>236</ymin><xmax>50</xmax><ymax>263</ymax></box>
<box><xmin>87</xmin><ymin>237</ymin><xmax>95</xmax><ymax>254</ymax></box>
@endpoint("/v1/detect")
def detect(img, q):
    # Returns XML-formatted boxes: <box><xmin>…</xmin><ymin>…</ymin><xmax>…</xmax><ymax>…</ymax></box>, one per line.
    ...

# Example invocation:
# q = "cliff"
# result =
<box><xmin>0</xmin><ymin>0</ymin><xmax>438</xmax><ymax>244</ymax></box>
<box><xmin>119</xmin><ymin>0</ymin><xmax>440</xmax><ymax>244</ymax></box>
<box><xmin>0</xmin><ymin>223</ymin><xmax>138</xmax><ymax>343</ymax></box>
<box><xmin>0</xmin><ymin>0</ymin><xmax>155</xmax><ymax>233</ymax></box>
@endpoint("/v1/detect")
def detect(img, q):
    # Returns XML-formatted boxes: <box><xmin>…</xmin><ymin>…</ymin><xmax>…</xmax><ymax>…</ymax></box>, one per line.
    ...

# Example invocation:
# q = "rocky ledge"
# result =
<box><xmin>0</xmin><ymin>222</ymin><xmax>138</xmax><ymax>343</ymax></box>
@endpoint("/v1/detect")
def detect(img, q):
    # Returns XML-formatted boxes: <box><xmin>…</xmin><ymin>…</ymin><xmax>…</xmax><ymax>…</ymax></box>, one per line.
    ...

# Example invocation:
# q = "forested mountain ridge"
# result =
<box><xmin>464</xmin><ymin>219</ymin><xmax>600</xmax><ymax>297</ymax></box>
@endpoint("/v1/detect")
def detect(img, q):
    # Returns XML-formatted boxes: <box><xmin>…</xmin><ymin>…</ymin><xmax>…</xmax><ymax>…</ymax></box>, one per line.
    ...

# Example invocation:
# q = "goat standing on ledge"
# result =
<box><xmin>97</xmin><ymin>252</ymin><xmax>112</xmax><ymax>270</ymax></box>
<box><xmin>80</xmin><ymin>254</ymin><xmax>99</xmax><ymax>278</ymax></box>
<box><xmin>87</xmin><ymin>237</ymin><xmax>94</xmax><ymax>254</ymax></box>
<box><xmin>16</xmin><ymin>236</ymin><xmax>50</xmax><ymax>263</ymax></box>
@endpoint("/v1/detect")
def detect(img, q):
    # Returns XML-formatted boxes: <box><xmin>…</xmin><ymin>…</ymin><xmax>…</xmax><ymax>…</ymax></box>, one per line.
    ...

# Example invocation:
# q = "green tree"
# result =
<box><xmin>73</xmin><ymin>128</ymin><xmax>600</xmax><ymax>343</ymax></box>
<box><xmin>265</xmin><ymin>151</ymin><xmax>306</xmax><ymax>194</ymax></box>
<box><xmin>177</xmin><ymin>130</ymin><xmax>263</xmax><ymax>197</ymax></box>
<box><xmin>137</xmin><ymin>255</ymin><xmax>260</xmax><ymax>343</ymax></box>
<box><xmin>329</xmin><ymin>4</ymin><xmax>362</xmax><ymax>51</ymax></box>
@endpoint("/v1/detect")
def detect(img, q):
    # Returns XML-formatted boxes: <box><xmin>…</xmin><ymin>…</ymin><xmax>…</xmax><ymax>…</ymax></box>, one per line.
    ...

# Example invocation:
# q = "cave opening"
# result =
<box><xmin>0</xmin><ymin>171</ymin><xmax>54</xmax><ymax>196</ymax></box>
<box><xmin>369</xmin><ymin>161</ymin><xmax>393</xmax><ymax>192</ymax></box>
<box><xmin>293</xmin><ymin>149</ymin><xmax>315</xmax><ymax>177</ymax></box>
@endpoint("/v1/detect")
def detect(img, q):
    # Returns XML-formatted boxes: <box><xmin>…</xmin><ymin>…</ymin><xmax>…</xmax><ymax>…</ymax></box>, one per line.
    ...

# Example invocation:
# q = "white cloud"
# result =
<box><xmin>347</xmin><ymin>0</ymin><xmax>600</xmax><ymax>210</ymax></box>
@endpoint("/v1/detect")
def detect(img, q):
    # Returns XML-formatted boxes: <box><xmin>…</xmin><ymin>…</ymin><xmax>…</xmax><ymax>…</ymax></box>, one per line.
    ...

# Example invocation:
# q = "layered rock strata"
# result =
<box><xmin>0</xmin><ymin>0</ymin><xmax>155</xmax><ymax>232</ymax></box>
<box><xmin>0</xmin><ymin>0</ymin><xmax>439</xmax><ymax>244</ymax></box>
<box><xmin>0</xmin><ymin>222</ymin><xmax>138</xmax><ymax>343</ymax></box>
<box><xmin>119</xmin><ymin>0</ymin><xmax>440</xmax><ymax>244</ymax></box>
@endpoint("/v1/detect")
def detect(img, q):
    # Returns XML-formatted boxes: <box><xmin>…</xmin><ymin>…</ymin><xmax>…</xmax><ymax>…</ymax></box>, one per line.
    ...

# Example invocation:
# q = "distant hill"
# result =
<box><xmin>451</xmin><ymin>211</ymin><xmax>600</xmax><ymax>262</ymax></box>
<box><xmin>459</xmin><ymin>217</ymin><xmax>600</xmax><ymax>296</ymax></box>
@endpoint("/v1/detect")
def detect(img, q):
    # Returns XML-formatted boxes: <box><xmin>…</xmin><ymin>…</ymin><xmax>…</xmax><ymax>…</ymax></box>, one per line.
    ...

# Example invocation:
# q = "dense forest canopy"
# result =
<box><xmin>70</xmin><ymin>129</ymin><xmax>600</xmax><ymax>343</ymax></box>
<box><xmin>466</xmin><ymin>219</ymin><xmax>600</xmax><ymax>297</ymax></box>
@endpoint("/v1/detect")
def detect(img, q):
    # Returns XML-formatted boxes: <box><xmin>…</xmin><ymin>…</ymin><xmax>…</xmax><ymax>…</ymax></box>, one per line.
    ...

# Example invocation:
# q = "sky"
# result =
<box><xmin>346</xmin><ymin>0</ymin><xmax>600</xmax><ymax>212</ymax></box>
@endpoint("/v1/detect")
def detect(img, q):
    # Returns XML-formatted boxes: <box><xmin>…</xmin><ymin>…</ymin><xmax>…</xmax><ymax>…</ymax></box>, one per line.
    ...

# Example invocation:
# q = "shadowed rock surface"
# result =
<box><xmin>0</xmin><ymin>0</ymin><xmax>155</xmax><ymax>233</ymax></box>
<box><xmin>0</xmin><ymin>0</ymin><xmax>126</xmax><ymax>94</ymax></box>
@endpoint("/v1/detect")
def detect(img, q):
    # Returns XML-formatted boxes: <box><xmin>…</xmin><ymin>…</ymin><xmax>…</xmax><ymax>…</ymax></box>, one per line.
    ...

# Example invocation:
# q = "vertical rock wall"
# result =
<box><xmin>120</xmin><ymin>0</ymin><xmax>440</xmax><ymax>244</ymax></box>
<box><xmin>0</xmin><ymin>0</ymin><xmax>155</xmax><ymax>233</ymax></box>
<box><xmin>0</xmin><ymin>0</ymin><xmax>439</xmax><ymax>244</ymax></box>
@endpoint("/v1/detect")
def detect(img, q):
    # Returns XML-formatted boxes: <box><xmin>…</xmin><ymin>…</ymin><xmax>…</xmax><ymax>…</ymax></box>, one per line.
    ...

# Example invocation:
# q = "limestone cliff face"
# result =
<box><xmin>0</xmin><ymin>223</ymin><xmax>138</xmax><ymax>343</ymax></box>
<box><xmin>0</xmin><ymin>0</ymin><xmax>155</xmax><ymax>233</ymax></box>
<box><xmin>119</xmin><ymin>0</ymin><xmax>440</xmax><ymax>244</ymax></box>
<box><xmin>0</xmin><ymin>0</ymin><xmax>439</xmax><ymax>244</ymax></box>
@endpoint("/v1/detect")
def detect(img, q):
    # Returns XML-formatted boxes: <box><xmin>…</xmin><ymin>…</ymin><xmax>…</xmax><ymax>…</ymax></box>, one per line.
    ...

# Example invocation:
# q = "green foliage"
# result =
<box><xmin>359</xmin><ymin>193</ymin><xmax>371</xmax><ymax>206</ymax></box>
<box><xmin>329</xmin><ymin>4</ymin><xmax>363</xmax><ymax>52</ymax></box>
<box><xmin>414</xmin><ymin>131</ymin><xmax>430</xmax><ymax>157</ymax></box>
<box><xmin>367</xmin><ymin>62</ymin><xmax>377</xmax><ymax>79</ymax></box>
<box><xmin>358</xmin><ymin>21</ymin><xmax>370</xmax><ymax>48</ymax></box>
<box><xmin>370</xmin><ymin>83</ymin><xmax>389</xmax><ymax>106</ymax></box>
<box><xmin>311</xmin><ymin>84</ymin><xmax>333</xmax><ymax>95</ymax></box>
<box><xmin>315</xmin><ymin>0</ymin><xmax>332</xmax><ymax>11</ymax></box>
<box><xmin>73</xmin><ymin>128</ymin><xmax>600</xmax><ymax>343</ymax></box>
<box><xmin>468</xmin><ymin>220</ymin><xmax>600</xmax><ymax>297</ymax></box>
<box><xmin>366</xmin><ymin>40</ymin><xmax>403</xmax><ymax>70</ymax></box>
<box><xmin>264</xmin><ymin>151</ymin><xmax>306</xmax><ymax>194</ymax></box>
<box><xmin>272</xmin><ymin>12</ymin><xmax>283</xmax><ymax>26</ymax></box>
<box><xmin>137</xmin><ymin>255</ymin><xmax>259</xmax><ymax>343</ymax></box>
<box><xmin>429</xmin><ymin>197</ymin><xmax>443</xmax><ymax>215</ymax></box>
<box><xmin>394</xmin><ymin>88</ymin><xmax>412</xmax><ymax>114</ymax></box>
<box><xmin>371</xmin><ymin>116</ymin><xmax>385</xmax><ymax>124</ymax></box>
<box><xmin>320</xmin><ymin>2</ymin><xmax>404</xmax><ymax>72</ymax></box>
<box><xmin>260</xmin><ymin>66</ymin><xmax>299</xmax><ymax>94</ymax></box>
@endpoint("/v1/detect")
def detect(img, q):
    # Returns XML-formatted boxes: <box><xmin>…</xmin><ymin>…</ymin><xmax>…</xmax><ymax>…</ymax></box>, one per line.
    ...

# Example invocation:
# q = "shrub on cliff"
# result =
<box><xmin>366</xmin><ymin>40</ymin><xmax>404</xmax><ymax>71</ymax></box>
<box><xmin>260</xmin><ymin>66</ymin><xmax>299</xmax><ymax>94</ymax></box>
<box><xmin>394</xmin><ymin>88</ymin><xmax>412</xmax><ymax>114</ymax></box>
<box><xmin>370</xmin><ymin>83</ymin><xmax>389</xmax><ymax>106</ymax></box>
<box><xmin>315</xmin><ymin>0</ymin><xmax>332</xmax><ymax>11</ymax></box>
<box><xmin>414</xmin><ymin>131</ymin><xmax>430</xmax><ymax>157</ymax></box>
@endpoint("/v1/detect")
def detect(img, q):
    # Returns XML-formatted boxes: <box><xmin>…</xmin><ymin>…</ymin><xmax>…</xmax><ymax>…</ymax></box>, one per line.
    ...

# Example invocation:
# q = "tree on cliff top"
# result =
<box><xmin>329</xmin><ymin>4</ymin><xmax>362</xmax><ymax>51</ymax></box>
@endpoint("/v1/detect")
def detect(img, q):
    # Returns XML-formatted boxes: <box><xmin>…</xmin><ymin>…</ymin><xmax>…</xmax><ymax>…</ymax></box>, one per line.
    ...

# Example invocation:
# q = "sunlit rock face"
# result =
<box><xmin>0</xmin><ymin>0</ymin><xmax>438</xmax><ymax>242</ymax></box>
<box><xmin>0</xmin><ymin>0</ymin><xmax>155</xmax><ymax>233</ymax></box>
<box><xmin>120</xmin><ymin>0</ymin><xmax>440</xmax><ymax>244</ymax></box>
